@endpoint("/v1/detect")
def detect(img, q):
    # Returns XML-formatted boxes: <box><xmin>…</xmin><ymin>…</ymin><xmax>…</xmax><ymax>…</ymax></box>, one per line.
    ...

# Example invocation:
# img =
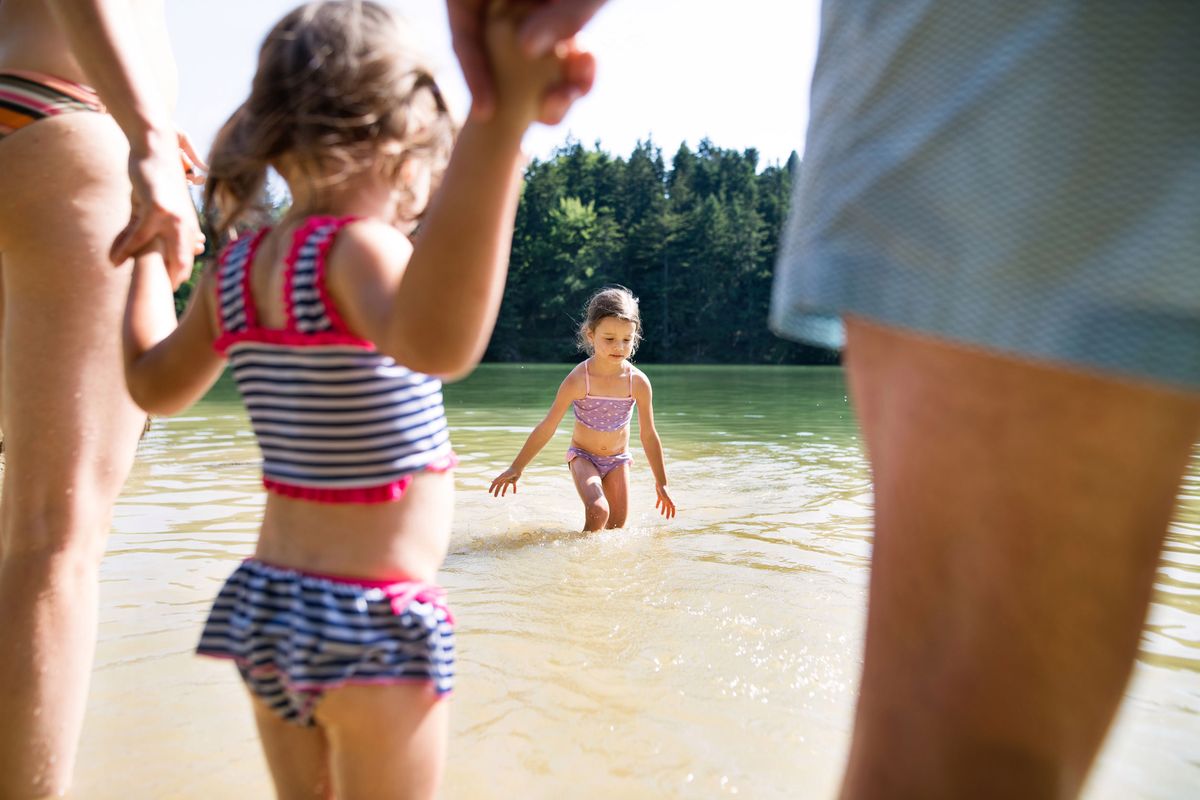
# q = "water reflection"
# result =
<box><xmin>66</xmin><ymin>365</ymin><xmax>1198</xmax><ymax>799</ymax></box>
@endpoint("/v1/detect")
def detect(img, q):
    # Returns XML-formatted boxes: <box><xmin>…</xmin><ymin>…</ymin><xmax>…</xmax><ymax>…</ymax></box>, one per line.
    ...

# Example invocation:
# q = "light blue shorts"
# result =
<box><xmin>771</xmin><ymin>2</ymin><xmax>1199</xmax><ymax>390</ymax></box>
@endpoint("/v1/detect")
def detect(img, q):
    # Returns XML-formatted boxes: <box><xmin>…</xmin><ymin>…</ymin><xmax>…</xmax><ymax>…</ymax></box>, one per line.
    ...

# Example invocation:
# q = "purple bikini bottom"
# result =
<box><xmin>566</xmin><ymin>445</ymin><xmax>632</xmax><ymax>478</ymax></box>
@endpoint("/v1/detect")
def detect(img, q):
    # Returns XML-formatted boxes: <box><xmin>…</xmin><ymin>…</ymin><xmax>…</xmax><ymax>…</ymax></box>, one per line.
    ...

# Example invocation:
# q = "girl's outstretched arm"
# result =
<box><xmin>634</xmin><ymin>371</ymin><xmax>676</xmax><ymax>519</ymax></box>
<box><xmin>122</xmin><ymin>256</ymin><xmax>225</xmax><ymax>415</ymax></box>
<box><xmin>489</xmin><ymin>371</ymin><xmax>581</xmax><ymax>497</ymax></box>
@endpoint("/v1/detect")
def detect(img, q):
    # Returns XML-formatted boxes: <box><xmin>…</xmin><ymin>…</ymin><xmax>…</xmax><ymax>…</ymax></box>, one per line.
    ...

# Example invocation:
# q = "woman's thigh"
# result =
<box><xmin>0</xmin><ymin>113</ymin><xmax>147</xmax><ymax>529</ymax></box>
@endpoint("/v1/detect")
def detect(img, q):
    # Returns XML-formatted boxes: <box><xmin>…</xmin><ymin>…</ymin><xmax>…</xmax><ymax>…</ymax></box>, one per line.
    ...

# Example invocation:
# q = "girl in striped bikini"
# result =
<box><xmin>489</xmin><ymin>286</ymin><xmax>677</xmax><ymax>531</ymax></box>
<box><xmin>120</xmin><ymin>2</ymin><xmax>591</xmax><ymax>796</ymax></box>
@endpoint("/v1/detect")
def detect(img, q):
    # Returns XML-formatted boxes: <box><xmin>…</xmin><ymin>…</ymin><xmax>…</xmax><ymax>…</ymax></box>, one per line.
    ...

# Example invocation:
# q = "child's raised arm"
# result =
<box><xmin>633</xmin><ymin>371</ymin><xmax>676</xmax><ymax>519</ymax></box>
<box><xmin>489</xmin><ymin>369</ymin><xmax>582</xmax><ymax>497</ymax></box>
<box><xmin>333</xmin><ymin>3</ymin><xmax>593</xmax><ymax>380</ymax></box>
<box><xmin>122</xmin><ymin>255</ymin><xmax>225</xmax><ymax>415</ymax></box>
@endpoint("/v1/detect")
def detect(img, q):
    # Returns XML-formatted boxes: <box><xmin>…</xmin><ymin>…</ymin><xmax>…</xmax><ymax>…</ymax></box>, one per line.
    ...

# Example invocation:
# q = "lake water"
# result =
<box><xmin>71</xmin><ymin>364</ymin><xmax>1199</xmax><ymax>798</ymax></box>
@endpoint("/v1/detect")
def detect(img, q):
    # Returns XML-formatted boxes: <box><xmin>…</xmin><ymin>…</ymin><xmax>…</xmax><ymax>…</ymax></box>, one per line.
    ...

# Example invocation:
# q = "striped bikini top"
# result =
<box><xmin>212</xmin><ymin>216</ymin><xmax>455</xmax><ymax>504</ymax></box>
<box><xmin>572</xmin><ymin>360</ymin><xmax>635</xmax><ymax>432</ymax></box>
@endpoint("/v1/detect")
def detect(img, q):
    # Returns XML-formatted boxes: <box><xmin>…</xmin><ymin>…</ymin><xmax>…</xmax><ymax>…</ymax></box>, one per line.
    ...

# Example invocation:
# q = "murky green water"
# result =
<box><xmin>74</xmin><ymin>364</ymin><xmax>1199</xmax><ymax>798</ymax></box>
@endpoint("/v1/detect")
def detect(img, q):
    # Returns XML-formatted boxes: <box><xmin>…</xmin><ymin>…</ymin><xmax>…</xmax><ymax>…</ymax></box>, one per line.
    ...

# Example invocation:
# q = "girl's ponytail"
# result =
<box><xmin>204</xmin><ymin>104</ymin><xmax>272</xmax><ymax>237</ymax></box>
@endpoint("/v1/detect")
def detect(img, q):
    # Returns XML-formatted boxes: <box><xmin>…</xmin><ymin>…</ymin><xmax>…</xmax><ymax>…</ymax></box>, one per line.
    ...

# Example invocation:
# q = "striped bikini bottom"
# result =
<box><xmin>197</xmin><ymin>558</ymin><xmax>455</xmax><ymax>726</ymax></box>
<box><xmin>0</xmin><ymin>70</ymin><xmax>105</xmax><ymax>141</ymax></box>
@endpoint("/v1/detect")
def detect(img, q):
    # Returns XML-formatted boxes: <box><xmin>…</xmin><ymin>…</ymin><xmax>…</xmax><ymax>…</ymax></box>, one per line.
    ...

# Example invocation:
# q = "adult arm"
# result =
<box><xmin>44</xmin><ymin>0</ymin><xmax>201</xmax><ymax>285</ymax></box>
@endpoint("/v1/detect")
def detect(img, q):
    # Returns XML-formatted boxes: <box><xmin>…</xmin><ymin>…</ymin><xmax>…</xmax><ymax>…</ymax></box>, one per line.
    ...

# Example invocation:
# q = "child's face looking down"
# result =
<box><xmin>588</xmin><ymin>317</ymin><xmax>636</xmax><ymax>362</ymax></box>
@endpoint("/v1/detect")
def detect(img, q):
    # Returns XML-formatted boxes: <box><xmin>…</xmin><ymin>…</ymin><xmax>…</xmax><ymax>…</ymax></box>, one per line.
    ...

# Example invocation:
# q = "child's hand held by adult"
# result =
<box><xmin>483</xmin><ymin>0</ymin><xmax>565</xmax><ymax>127</ymax></box>
<box><xmin>517</xmin><ymin>0</ymin><xmax>607</xmax><ymax>59</ymax></box>
<box><xmin>478</xmin><ymin>0</ymin><xmax>595</xmax><ymax>127</ymax></box>
<box><xmin>451</xmin><ymin>0</ymin><xmax>602</xmax><ymax>124</ymax></box>
<box><xmin>110</xmin><ymin>131</ymin><xmax>203</xmax><ymax>289</ymax></box>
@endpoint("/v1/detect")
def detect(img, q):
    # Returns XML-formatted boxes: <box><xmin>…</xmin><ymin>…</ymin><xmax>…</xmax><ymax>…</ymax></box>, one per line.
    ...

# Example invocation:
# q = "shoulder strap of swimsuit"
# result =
<box><xmin>283</xmin><ymin>215</ymin><xmax>358</xmax><ymax>334</ymax></box>
<box><xmin>583</xmin><ymin>359</ymin><xmax>591</xmax><ymax>395</ymax></box>
<box><xmin>627</xmin><ymin>365</ymin><xmax>634</xmax><ymax>397</ymax></box>
<box><xmin>214</xmin><ymin>227</ymin><xmax>269</xmax><ymax>335</ymax></box>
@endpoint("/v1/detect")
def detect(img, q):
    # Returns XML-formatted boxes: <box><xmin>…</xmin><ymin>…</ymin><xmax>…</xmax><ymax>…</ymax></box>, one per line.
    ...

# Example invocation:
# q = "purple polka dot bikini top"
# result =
<box><xmin>572</xmin><ymin>360</ymin><xmax>635</xmax><ymax>432</ymax></box>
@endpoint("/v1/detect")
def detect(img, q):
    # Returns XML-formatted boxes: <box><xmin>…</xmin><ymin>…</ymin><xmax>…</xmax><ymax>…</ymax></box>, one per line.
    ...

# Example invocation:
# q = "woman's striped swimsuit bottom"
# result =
<box><xmin>0</xmin><ymin>70</ymin><xmax>104</xmax><ymax>140</ymax></box>
<box><xmin>198</xmin><ymin>559</ymin><xmax>455</xmax><ymax>726</ymax></box>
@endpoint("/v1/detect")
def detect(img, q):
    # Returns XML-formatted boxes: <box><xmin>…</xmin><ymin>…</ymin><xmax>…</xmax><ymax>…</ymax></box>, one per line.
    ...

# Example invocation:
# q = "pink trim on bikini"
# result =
<box><xmin>282</xmin><ymin>216</ymin><xmax>357</xmax><ymax>333</ymax></box>
<box><xmin>306</xmin><ymin>215</ymin><xmax>359</xmax><ymax>334</ymax></box>
<box><xmin>238</xmin><ymin>231</ymin><xmax>267</xmax><ymax>330</ymax></box>
<box><xmin>212</xmin><ymin>222</ymin><xmax>374</xmax><ymax>353</ymax></box>
<box><xmin>260</xmin><ymin>451</ymin><xmax>458</xmax><ymax>505</ymax></box>
<box><xmin>199</xmin><ymin>652</ymin><xmax>454</xmax><ymax>702</ymax></box>
<box><xmin>242</xmin><ymin>557</ymin><xmax>455</xmax><ymax>621</ymax></box>
<box><xmin>213</xmin><ymin>227</ymin><xmax>271</xmax><ymax>340</ymax></box>
<box><xmin>281</xmin><ymin>220</ymin><xmax>306</xmax><ymax>333</ymax></box>
<box><xmin>262</xmin><ymin>476</ymin><xmax>415</xmax><ymax>505</ymax></box>
<box><xmin>214</xmin><ymin>327</ymin><xmax>372</xmax><ymax>353</ymax></box>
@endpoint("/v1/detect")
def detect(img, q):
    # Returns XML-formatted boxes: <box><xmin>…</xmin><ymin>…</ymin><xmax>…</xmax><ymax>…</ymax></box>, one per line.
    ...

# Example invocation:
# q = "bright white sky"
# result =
<box><xmin>166</xmin><ymin>1</ymin><xmax>820</xmax><ymax>170</ymax></box>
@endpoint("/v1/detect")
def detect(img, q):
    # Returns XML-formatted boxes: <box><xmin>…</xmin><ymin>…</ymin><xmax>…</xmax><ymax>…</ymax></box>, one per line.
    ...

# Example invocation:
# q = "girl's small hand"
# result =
<box><xmin>484</xmin><ymin>0</ymin><xmax>594</xmax><ymax>128</ymax></box>
<box><xmin>489</xmin><ymin>467</ymin><xmax>522</xmax><ymax>497</ymax></box>
<box><xmin>655</xmin><ymin>483</ymin><xmax>676</xmax><ymax>520</ymax></box>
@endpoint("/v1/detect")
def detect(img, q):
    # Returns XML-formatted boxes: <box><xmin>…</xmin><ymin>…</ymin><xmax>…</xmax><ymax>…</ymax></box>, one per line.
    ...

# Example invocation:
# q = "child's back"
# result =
<box><xmin>209</xmin><ymin>215</ymin><xmax>457</xmax><ymax>582</ymax></box>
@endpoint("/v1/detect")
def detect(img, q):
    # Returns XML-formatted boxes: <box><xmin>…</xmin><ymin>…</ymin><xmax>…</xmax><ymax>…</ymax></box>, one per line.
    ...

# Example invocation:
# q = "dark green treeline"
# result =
<box><xmin>489</xmin><ymin>138</ymin><xmax>836</xmax><ymax>365</ymax></box>
<box><xmin>182</xmin><ymin>138</ymin><xmax>838</xmax><ymax>365</ymax></box>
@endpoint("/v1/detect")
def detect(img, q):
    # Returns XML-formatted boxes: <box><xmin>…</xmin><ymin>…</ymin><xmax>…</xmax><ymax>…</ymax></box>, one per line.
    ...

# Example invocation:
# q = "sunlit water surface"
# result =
<box><xmin>69</xmin><ymin>365</ymin><xmax>1199</xmax><ymax>798</ymax></box>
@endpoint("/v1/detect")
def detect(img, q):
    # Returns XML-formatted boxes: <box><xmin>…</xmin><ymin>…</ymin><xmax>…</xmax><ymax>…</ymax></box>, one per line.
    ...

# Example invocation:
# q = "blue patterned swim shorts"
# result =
<box><xmin>771</xmin><ymin>2</ymin><xmax>1199</xmax><ymax>390</ymax></box>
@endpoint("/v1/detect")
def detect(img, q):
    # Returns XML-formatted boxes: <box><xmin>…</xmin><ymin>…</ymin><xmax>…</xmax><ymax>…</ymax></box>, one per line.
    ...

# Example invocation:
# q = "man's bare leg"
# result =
<box><xmin>840</xmin><ymin>317</ymin><xmax>1200</xmax><ymax>800</ymax></box>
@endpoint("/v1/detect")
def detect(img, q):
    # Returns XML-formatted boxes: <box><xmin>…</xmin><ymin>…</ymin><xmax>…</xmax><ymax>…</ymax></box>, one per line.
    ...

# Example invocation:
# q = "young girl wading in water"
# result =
<box><xmin>489</xmin><ymin>287</ymin><xmax>676</xmax><ymax>530</ymax></box>
<box><xmin>120</xmin><ymin>1</ymin><xmax>590</xmax><ymax>795</ymax></box>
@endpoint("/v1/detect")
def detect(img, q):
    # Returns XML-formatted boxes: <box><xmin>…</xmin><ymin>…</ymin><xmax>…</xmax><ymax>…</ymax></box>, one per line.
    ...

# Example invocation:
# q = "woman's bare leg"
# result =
<box><xmin>0</xmin><ymin>113</ymin><xmax>149</xmax><ymax>797</ymax></box>
<box><xmin>839</xmin><ymin>317</ymin><xmax>1200</xmax><ymax>800</ymax></box>
<box><xmin>0</xmin><ymin>257</ymin><xmax>6</xmax><ymax>477</ymax></box>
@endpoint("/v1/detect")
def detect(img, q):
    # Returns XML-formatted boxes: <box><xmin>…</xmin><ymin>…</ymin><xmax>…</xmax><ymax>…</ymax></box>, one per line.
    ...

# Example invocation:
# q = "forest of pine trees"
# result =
<box><xmin>490</xmin><ymin>137</ymin><xmax>835</xmax><ymax>365</ymax></box>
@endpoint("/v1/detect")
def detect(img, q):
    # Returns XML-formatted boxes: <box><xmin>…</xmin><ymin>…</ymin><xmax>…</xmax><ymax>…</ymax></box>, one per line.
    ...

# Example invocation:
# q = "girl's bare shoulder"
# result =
<box><xmin>630</xmin><ymin>365</ymin><xmax>654</xmax><ymax>396</ymax></box>
<box><xmin>329</xmin><ymin>219</ymin><xmax>413</xmax><ymax>275</ymax></box>
<box><xmin>558</xmin><ymin>361</ymin><xmax>589</xmax><ymax>396</ymax></box>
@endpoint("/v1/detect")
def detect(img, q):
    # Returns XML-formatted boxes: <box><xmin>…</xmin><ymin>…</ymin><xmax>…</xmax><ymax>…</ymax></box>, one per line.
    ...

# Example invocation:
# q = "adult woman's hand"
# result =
<box><xmin>110</xmin><ymin>129</ymin><xmax>205</xmax><ymax>288</ymax></box>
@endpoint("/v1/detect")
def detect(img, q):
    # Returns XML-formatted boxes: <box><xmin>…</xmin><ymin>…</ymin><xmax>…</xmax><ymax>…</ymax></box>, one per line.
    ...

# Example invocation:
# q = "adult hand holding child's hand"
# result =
<box><xmin>111</xmin><ymin>128</ymin><xmax>206</xmax><ymax>289</ymax></box>
<box><xmin>452</xmin><ymin>0</ymin><xmax>600</xmax><ymax>124</ymax></box>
